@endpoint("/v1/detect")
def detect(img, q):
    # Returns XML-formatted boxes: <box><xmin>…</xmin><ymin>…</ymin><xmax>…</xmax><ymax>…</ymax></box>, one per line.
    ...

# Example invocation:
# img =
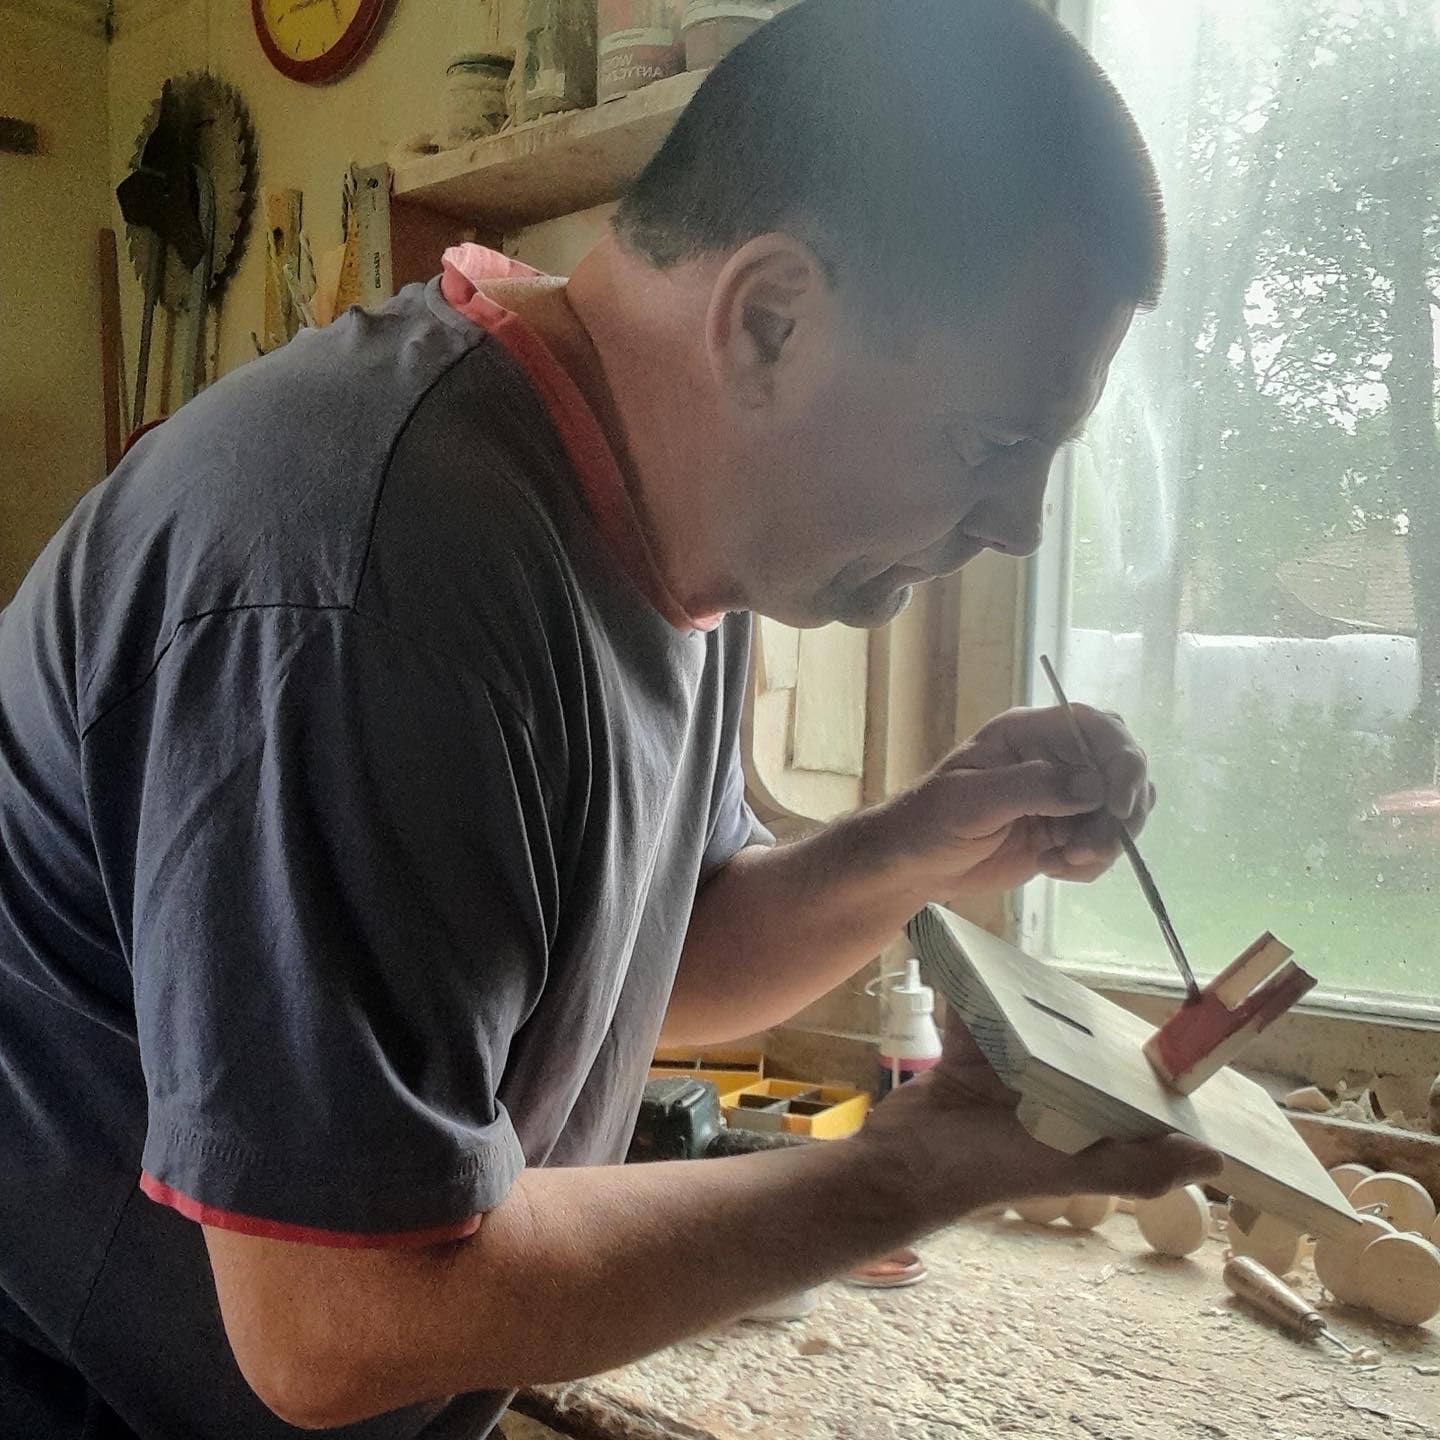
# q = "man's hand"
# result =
<box><xmin>887</xmin><ymin>703</ymin><xmax>1154</xmax><ymax>899</ymax></box>
<box><xmin>856</xmin><ymin>1016</ymin><xmax>1221</xmax><ymax>1222</ymax></box>
<box><xmin>666</xmin><ymin>703</ymin><xmax>1152</xmax><ymax>1046</ymax></box>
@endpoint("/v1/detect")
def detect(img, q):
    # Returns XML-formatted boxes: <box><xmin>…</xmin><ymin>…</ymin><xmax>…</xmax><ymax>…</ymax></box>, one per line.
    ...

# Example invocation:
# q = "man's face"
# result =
<box><xmin>726</xmin><ymin>232</ymin><xmax>1134</xmax><ymax>628</ymax></box>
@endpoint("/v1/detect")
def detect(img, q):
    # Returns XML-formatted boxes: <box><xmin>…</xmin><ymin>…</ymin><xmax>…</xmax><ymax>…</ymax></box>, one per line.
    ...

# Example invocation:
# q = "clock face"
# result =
<box><xmin>252</xmin><ymin>0</ymin><xmax>388</xmax><ymax>84</ymax></box>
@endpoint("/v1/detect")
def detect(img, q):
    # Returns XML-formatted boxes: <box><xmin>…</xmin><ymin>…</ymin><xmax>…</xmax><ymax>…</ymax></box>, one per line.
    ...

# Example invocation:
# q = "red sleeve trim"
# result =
<box><xmin>139</xmin><ymin>1172</ymin><xmax>483</xmax><ymax>1249</ymax></box>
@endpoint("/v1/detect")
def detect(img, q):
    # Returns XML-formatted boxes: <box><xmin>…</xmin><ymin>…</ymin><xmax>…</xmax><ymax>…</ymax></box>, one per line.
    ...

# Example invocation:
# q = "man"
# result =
<box><xmin>0</xmin><ymin>1</ymin><xmax>1219</xmax><ymax>1435</ymax></box>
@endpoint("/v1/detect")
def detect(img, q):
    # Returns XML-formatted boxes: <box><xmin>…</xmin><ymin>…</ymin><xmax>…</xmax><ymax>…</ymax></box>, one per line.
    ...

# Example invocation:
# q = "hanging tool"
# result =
<box><xmin>1223</xmin><ymin>1256</ymin><xmax>1381</xmax><ymax>1367</ymax></box>
<box><xmin>117</xmin><ymin>73</ymin><xmax>255</xmax><ymax>430</ymax></box>
<box><xmin>1038</xmin><ymin>654</ymin><xmax>1201</xmax><ymax>1003</ymax></box>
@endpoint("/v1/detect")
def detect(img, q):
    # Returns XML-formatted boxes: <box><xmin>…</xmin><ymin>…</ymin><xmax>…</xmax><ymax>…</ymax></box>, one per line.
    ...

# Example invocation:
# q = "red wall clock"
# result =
<box><xmin>253</xmin><ymin>0</ymin><xmax>390</xmax><ymax>85</ymax></box>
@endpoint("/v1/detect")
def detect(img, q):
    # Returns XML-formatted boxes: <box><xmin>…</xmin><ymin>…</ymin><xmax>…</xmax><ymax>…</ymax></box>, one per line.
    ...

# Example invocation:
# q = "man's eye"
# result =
<box><xmin>949</xmin><ymin>426</ymin><xmax>1024</xmax><ymax>468</ymax></box>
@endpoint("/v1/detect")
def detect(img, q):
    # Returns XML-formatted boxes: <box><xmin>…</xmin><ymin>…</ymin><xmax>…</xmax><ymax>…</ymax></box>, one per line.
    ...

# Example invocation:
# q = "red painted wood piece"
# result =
<box><xmin>1143</xmin><ymin>933</ymin><xmax>1315</xmax><ymax>1095</ymax></box>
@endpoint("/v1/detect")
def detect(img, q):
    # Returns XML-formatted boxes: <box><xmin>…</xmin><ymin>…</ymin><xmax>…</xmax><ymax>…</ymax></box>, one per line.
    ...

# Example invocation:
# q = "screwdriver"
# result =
<box><xmin>1222</xmin><ymin>1256</ymin><xmax>1381</xmax><ymax>1367</ymax></box>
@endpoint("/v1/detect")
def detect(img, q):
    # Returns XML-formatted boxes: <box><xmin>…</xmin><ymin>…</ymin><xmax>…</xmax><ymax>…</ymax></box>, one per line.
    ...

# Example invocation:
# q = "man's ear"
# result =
<box><xmin>705</xmin><ymin>234</ymin><xmax>836</xmax><ymax>410</ymax></box>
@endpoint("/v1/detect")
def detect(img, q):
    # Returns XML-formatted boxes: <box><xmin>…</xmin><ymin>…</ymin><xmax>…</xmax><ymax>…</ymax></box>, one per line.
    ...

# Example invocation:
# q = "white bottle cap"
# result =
<box><xmin>889</xmin><ymin>958</ymin><xmax>934</xmax><ymax>1018</ymax></box>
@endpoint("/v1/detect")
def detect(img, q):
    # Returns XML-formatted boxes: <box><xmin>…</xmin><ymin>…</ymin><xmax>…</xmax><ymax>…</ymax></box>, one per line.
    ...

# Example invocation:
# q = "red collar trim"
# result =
<box><xmin>440</xmin><ymin>244</ymin><xmax>721</xmax><ymax>634</ymax></box>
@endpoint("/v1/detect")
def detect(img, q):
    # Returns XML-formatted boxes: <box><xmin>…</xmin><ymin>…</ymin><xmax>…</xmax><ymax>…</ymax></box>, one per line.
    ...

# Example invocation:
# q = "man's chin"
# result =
<box><xmin>832</xmin><ymin>580</ymin><xmax>915</xmax><ymax>629</ymax></box>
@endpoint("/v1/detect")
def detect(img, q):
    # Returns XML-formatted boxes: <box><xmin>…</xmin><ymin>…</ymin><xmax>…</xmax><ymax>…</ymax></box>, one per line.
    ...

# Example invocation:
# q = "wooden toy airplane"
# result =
<box><xmin>908</xmin><ymin>905</ymin><xmax>1361</xmax><ymax>1243</ymax></box>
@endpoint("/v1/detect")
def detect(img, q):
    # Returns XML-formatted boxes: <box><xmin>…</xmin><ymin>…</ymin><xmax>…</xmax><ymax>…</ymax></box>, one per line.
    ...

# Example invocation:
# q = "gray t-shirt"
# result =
<box><xmin>0</xmin><ymin>279</ymin><xmax>765</xmax><ymax>1438</ymax></box>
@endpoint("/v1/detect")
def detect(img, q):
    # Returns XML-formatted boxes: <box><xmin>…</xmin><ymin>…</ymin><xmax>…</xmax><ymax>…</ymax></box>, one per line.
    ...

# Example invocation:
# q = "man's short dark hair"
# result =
<box><xmin>615</xmin><ymin>0</ymin><xmax>1165</xmax><ymax>325</ymax></box>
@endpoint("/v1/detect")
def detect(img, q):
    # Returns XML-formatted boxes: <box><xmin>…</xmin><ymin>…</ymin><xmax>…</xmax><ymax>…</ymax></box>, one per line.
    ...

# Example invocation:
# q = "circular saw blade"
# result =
<box><xmin>125</xmin><ymin>73</ymin><xmax>257</xmax><ymax>314</ymax></box>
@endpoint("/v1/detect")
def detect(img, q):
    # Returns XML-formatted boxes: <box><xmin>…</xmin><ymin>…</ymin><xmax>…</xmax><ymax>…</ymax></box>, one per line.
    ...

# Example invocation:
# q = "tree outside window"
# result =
<box><xmin>1031</xmin><ymin>0</ymin><xmax>1440</xmax><ymax>1010</ymax></box>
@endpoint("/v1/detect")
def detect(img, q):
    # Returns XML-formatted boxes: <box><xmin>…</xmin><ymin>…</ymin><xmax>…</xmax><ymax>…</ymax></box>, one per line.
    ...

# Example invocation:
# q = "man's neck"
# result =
<box><xmin>487</xmin><ymin>247</ymin><xmax>743</xmax><ymax>620</ymax></box>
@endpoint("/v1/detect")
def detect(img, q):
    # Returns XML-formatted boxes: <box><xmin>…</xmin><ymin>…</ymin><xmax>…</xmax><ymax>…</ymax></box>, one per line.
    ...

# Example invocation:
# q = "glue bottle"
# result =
<box><xmin>877</xmin><ymin>959</ymin><xmax>942</xmax><ymax>1095</ymax></box>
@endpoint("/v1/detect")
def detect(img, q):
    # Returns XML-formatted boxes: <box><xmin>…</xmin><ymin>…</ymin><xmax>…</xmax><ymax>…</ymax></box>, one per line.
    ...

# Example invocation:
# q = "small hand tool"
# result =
<box><xmin>1223</xmin><ymin>1255</ymin><xmax>1381</xmax><ymax>1367</ymax></box>
<box><xmin>1038</xmin><ymin>654</ymin><xmax>1201</xmax><ymax>1003</ymax></box>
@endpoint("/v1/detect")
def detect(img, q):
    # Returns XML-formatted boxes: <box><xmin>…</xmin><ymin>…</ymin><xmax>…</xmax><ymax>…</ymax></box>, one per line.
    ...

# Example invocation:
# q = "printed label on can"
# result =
<box><xmin>598</xmin><ymin>0</ymin><xmax>684</xmax><ymax>96</ymax></box>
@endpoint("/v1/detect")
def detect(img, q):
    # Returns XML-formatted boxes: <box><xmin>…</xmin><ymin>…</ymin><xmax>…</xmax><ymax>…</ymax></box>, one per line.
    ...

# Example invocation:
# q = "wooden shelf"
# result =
<box><xmin>391</xmin><ymin>69</ymin><xmax>708</xmax><ymax>232</ymax></box>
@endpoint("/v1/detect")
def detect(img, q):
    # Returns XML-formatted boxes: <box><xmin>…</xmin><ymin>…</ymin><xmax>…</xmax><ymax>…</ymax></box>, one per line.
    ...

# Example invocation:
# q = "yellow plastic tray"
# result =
<box><xmin>719</xmin><ymin>1078</ymin><xmax>870</xmax><ymax>1140</ymax></box>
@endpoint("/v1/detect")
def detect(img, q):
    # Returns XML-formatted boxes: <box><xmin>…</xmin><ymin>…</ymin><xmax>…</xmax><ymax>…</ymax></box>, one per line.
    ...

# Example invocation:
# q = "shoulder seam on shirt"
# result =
<box><xmin>78</xmin><ymin>602</ymin><xmax>353</xmax><ymax>742</ymax></box>
<box><xmin>350</xmin><ymin>337</ymin><xmax>490</xmax><ymax>607</ymax></box>
<box><xmin>77</xmin><ymin>602</ymin><xmax>567</xmax><ymax>812</ymax></box>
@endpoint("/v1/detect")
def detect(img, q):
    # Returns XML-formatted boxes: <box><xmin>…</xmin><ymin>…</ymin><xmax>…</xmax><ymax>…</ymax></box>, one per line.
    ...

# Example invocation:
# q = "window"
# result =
<box><xmin>1026</xmin><ymin>0</ymin><xmax>1440</xmax><ymax>1018</ymax></box>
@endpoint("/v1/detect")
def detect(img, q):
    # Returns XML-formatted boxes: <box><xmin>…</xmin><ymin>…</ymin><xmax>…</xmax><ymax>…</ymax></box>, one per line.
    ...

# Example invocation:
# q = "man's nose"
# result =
<box><xmin>967</xmin><ymin>456</ymin><xmax>1051</xmax><ymax>558</ymax></box>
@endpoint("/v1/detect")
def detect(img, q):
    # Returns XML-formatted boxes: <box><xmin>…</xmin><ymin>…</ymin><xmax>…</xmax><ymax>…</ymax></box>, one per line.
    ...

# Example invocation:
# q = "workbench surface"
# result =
<box><xmin>508</xmin><ymin>1212</ymin><xmax>1440</xmax><ymax>1440</ymax></box>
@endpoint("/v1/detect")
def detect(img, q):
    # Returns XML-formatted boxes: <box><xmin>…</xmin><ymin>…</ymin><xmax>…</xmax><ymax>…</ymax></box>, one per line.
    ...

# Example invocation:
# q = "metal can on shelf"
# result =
<box><xmin>444</xmin><ymin>53</ymin><xmax>513</xmax><ymax>146</ymax></box>
<box><xmin>681</xmin><ymin>1</ymin><xmax>774</xmax><ymax>70</ymax></box>
<box><xmin>515</xmin><ymin>0</ymin><xmax>598</xmax><ymax>122</ymax></box>
<box><xmin>598</xmin><ymin>0</ymin><xmax>684</xmax><ymax>101</ymax></box>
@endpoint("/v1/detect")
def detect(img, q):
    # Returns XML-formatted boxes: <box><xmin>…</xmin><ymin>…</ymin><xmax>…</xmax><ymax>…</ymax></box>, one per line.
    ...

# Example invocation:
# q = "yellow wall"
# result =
<box><xmin>0</xmin><ymin>2</ymin><xmax>111</xmax><ymax>604</ymax></box>
<box><xmin>2</xmin><ymin>0</ymin><xmax>564</xmax><ymax>599</ymax></box>
<box><xmin>107</xmin><ymin>0</ymin><xmax>522</xmax><ymax>383</ymax></box>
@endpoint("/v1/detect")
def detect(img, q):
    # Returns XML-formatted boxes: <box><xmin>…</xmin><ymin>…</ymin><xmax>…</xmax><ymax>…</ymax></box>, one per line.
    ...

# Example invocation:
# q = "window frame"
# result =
<box><xmin>1015</xmin><ymin>0</ymin><xmax>1440</xmax><ymax>1074</ymax></box>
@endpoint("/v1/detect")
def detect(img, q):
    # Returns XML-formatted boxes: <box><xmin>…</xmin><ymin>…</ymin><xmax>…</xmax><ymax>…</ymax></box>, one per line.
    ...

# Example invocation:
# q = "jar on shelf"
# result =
<box><xmin>515</xmin><ymin>0</ymin><xmax>598</xmax><ymax>123</ymax></box>
<box><xmin>598</xmin><ymin>0</ymin><xmax>684</xmax><ymax>102</ymax></box>
<box><xmin>681</xmin><ymin>1</ymin><xmax>774</xmax><ymax>70</ymax></box>
<box><xmin>444</xmin><ymin>53</ymin><xmax>513</xmax><ymax>146</ymax></box>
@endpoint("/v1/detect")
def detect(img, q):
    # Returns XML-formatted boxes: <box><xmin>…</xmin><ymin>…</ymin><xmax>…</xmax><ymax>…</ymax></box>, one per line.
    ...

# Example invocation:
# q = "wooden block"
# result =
<box><xmin>1353</xmin><ymin>1232</ymin><xmax>1440</xmax><ymax>1326</ymax></box>
<box><xmin>1313</xmin><ymin>1213</ymin><xmax>1395</xmax><ymax>1304</ymax></box>
<box><xmin>1143</xmin><ymin>934</ymin><xmax>1314</xmax><ymax>1096</ymax></box>
<box><xmin>1214</xmin><ymin>934</ymin><xmax>1295</xmax><ymax>1008</ymax></box>
<box><xmin>908</xmin><ymin>905</ymin><xmax>1364</xmax><ymax>1244</ymax></box>
<box><xmin>1347</xmin><ymin>1171</ymin><xmax>1437</xmax><ymax>1235</ymax></box>
<box><xmin>1135</xmin><ymin>1186</ymin><xmax>1210</xmax><ymax>1257</ymax></box>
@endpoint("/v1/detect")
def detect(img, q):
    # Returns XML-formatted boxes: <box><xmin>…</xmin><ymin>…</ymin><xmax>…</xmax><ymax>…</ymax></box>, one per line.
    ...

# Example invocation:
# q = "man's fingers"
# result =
<box><xmin>1039</xmin><ymin>852</ymin><xmax>1117</xmax><ymax>885</ymax></box>
<box><xmin>1068</xmin><ymin>1133</ymin><xmax>1223</xmax><ymax>1200</ymax></box>
<box><xmin>1058</xmin><ymin>810</ymin><xmax>1126</xmax><ymax>866</ymax></box>
<box><xmin>939</xmin><ymin>759</ymin><xmax>1107</xmax><ymax>836</ymax></box>
<box><xmin>1100</xmin><ymin>745</ymin><xmax>1148</xmax><ymax>821</ymax></box>
<box><xmin>962</xmin><ymin>705</ymin><xmax>1152</xmax><ymax>828</ymax></box>
<box><xmin>1046</xmin><ymin>775</ymin><xmax>1157</xmax><ymax>868</ymax></box>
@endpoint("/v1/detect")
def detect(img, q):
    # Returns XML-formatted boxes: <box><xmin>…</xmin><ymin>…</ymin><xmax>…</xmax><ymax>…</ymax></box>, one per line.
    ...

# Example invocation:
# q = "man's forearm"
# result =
<box><xmin>666</xmin><ymin>796</ymin><xmax>934</xmax><ymax>1045</ymax></box>
<box><xmin>211</xmin><ymin>1129</ymin><xmax>950</xmax><ymax>1427</ymax></box>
